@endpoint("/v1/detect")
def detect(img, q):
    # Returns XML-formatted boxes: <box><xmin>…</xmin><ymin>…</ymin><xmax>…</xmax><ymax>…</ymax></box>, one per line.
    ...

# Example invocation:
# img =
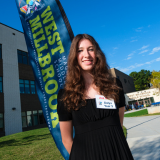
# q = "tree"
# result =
<box><xmin>151</xmin><ymin>71</ymin><xmax>160</xmax><ymax>89</ymax></box>
<box><xmin>129</xmin><ymin>69</ymin><xmax>152</xmax><ymax>91</ymax></box>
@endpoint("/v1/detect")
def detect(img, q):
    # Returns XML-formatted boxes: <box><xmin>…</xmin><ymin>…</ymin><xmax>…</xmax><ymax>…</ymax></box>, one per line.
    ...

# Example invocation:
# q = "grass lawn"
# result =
<box><xmin>124</xmin><ymin>108</ymin><xmax>160</xmax><ymax>117</ymax></box>
<box><xmin>123</xmin><ymin>126</ymin><xmax>127</xmax><ymax>138</ymax></box>
<box><xmin>0</xmin><ymin>128</ymin><xmax>64</xmax><ymax>160</ymax></box>
<box><xmin>0</xmin><ymin>126</ymin><xmax>128</xmax><ymax>160</ymax></box>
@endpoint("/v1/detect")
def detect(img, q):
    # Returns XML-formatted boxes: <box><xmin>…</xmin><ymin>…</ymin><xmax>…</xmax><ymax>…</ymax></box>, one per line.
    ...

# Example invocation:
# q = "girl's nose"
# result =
<box><xmin>83</xmin><ymin>49</ymin><xmax>90</xmax><ymax>57</ymax></box>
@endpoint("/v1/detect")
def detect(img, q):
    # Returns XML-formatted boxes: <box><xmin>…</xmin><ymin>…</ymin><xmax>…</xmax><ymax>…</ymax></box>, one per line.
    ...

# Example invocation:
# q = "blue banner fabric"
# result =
<box><xmin>15</xmin><ymin>0</ymin><xmax>74</xmax><ymax>159</ymax></box>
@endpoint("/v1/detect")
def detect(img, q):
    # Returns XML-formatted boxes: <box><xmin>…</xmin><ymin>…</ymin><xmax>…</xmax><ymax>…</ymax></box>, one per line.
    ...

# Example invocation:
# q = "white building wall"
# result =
<box><xmin>0</xmin><ymin>24</ymin><xmax>27</xmax><ymax>135</ymax></box>
<box><xmin>125</xmin><ymin>88</ymin><xmax>160</xmax><ymax>105</ymax></box>
<box><xmin>150</xmin><ymin>88</ymin><xmax>160</xmax><ymax>102</ymax></box>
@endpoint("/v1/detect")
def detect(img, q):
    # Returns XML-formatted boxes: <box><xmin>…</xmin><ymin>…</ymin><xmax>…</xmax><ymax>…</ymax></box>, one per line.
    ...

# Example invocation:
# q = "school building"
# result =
<box><xmin>0</xmin><ymin>23</ymin><xmax>136</xmax><ymax>137</ymax></box>
<box><xmin>110</xmin><ymin>68</ymin><xmax>135</xmax><ymax>94</ymax></box>
<box><xmin>0</xmin><ymin>23</ymin><xmax>47</xmax><ymax>137</ymax></box>
<box><xmin>125</xmin><ymin>88</ymin><xmax>160</xmax><ymax>106</ymax></box>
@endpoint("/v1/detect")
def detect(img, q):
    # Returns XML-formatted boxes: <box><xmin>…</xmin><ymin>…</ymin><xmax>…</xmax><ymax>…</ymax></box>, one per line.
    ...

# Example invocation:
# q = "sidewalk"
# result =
<box><xmin>124</xmin><ymin>115</ymin><xmax>160</xmax><ymax>160</ymax></box>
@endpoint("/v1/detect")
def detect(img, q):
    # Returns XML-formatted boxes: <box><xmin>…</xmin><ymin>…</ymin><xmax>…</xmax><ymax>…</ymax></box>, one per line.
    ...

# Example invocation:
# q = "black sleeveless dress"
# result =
<box><xmin>57</xmin><ymin>79</ymin><xmax>134</xmax><ymax>160</ymax></box>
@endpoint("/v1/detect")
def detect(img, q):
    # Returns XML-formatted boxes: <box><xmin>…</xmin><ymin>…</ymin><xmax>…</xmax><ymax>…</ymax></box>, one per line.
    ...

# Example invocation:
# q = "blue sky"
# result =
<box><xmin>0</xmin><ymin>0</ymin><xmax>160</xmax><ymax>75</ymax></box>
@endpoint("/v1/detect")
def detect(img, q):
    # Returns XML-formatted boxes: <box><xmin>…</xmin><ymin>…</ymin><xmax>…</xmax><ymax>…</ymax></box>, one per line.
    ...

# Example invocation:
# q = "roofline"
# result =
<box><xmin>126</xmin><ymin>88</ymin><xmax>159</xmax><ymax>95</ymax></box>
<box><xmin>0</xmin><ymin>22</ymin><xmax>24</xmax><ymax>34</ymax></box>
<box><xmin>110</xmin><ymin>67</ymin><xmax>132</xmax><ymax>77</ymax></box>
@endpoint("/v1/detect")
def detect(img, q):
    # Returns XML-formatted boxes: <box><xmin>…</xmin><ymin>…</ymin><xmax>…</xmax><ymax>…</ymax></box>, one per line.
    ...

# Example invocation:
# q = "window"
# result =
<box><xmin>22</xmin><ymin>112</ymin><xmax>27</xmax><ymax>128</ymax></box>
<box><xmin>0</xmin><ymin>44</ymin><xmax>2</xmax><ymax>59</ymax></box>
<box><xmin>117</xmin><ymin>76</ymin><xmax>119</xmax><ymax>79</ymax></box>
<box><xmin>24</xmin><ymin>80</ymin><xmax>30</xmax><ymax>94</ymax></box>
<box><xmin>124</xmin><ymin>79</ymin><xmax>127</xmax><ymax>83</ymax></box>
<box><xmin>27</xmin><ymin>111</ymin><xmax>33</xmax><ymax>127</ymax></box>
<box><xmin>150</xmin><ymin>97</ymin><xmax>154</xmax><ymax>103</ymax></box>
<box><xmin>30</xmin><ymin>81</ymin><xmax>36</xmax><ymax>94</ymax></box>
<box><xmin>17</xmin><ymin>50</ymin><xmax>30</xmax><ymax>65</ymax></box>
<box><xmin>21</xmin><ymin>110</ymin><xmax>46</xmax><ymax>128</ymax></box>
<box><xmin>0</xmin><ymin>113</ymin><xmax>4</xmax><ymax>131</ymax></box>
<box><xmin>19</xmin><ymin>79</ymin><xmax>36</xmax><ymax>94</ymax></box>
<box><xmin>0</xmin><ymin>77</ymin><xmax>2</xmax><ymax>93</ymax></box>
<box><xmin>33</xmin><ymin>110</ymin><xmax>38</xmax><ymax>125</ymax></box>
<box><xmin>39</xmin><ymin>110</ymin><xmax>46</xmax><ymax>124</ymax></box>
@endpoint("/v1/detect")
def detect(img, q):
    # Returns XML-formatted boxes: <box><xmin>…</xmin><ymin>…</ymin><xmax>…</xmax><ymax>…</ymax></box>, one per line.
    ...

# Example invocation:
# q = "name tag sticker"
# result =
<box><xmin>95</xmin><ymin>95</ymin><xmax>116</xmax><ymax>109</ymax></box>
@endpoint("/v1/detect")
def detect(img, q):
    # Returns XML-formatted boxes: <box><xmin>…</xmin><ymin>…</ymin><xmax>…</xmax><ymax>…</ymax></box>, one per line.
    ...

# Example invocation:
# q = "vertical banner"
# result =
<box><xmin>15</xmin><ymin>0</ymin><xmax>74</xmax><ymax>159</ymax></box>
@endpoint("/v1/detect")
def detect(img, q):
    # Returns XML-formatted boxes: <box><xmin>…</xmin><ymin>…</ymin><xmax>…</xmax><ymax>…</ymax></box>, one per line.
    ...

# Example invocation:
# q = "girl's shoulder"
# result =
<box><xmin>57</xmin><ymin>89</ymin><xmax>65</xmax><ymax>99</ymax></box>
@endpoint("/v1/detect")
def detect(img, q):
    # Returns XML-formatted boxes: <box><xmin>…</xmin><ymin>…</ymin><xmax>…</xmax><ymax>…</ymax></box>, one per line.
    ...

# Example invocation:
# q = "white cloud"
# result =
<box><xmin>139</xmin><ymin>45</ymin><xmax>149</xmax><ymax>50</ymax></box>
<box><xmin>139</xmin><ymin>49</ymin><xmax>148</xmax><ymax>54</ymax></box>
<box><xmin>115</xmin><ymin>66</ymin><xmax>120</xmax><ymax>69</ymax></box>
<box><xmin>148</xmin><ymin>25</ymin><xmax>151</xmax><ymax>28</ymax></box>
<box><xmin>128</xmin><ymin>51</ymin><xmax>136</xmax><ymax>57</ymax></box>
<box><xmin>128</xmin><ymin>53</ymin><xmax>133</xmax><ymax>57</ymax></box>
<box><xmin>145</xmin><ymin>59</ymin><xmax>155</xmax><ymax>64</ymax></box>
<box><xmin>131</xmin><ymin>36</ymin><xmax>137</xmax><ymax>39</ymax></box>
<box><xmin>125</xmin><ymin>51</ymin><xmax>136</xmax><ymax>60</ymax></box>
<box><xmin>135</xmin><ymin>27</ymin><xmax>143</xmax><ymax>32</ymax></box>
<box><xmin>119</xmin><ymin>57</ymin><xmax>160</xmax><ymax>73</ymax></box>
<box><xmin>135</xmin><ymin>30</ymin><xmax>141</xmax><ymax>32</ymax></box>
<box><xmin>125</xmin><ymin>56</ymin><xmax>132</xmax><ymax>60</ymax></box>
<box><xmin>130</xmin><ymin>39</ymin><xmax>138</xmax><ymax>42</ymax></box>
<box><xmin>149</xmin><ymin>47</ymin><xmax>160</xmax><ymax>55</ymax></box>
<box><xmin>136</xmin><ymin>63</ymin><xmax>144</xmax><ymax>67</ymax></box>
<box><xmin>120</xmin><ymin>65</ymin><xmax>135</xmax><ymax>72</ymax></box>
<box><xmin>113</xmin><ymin>47</ymin><xmax>118</xmax><ymax>50</ymax></box>
<box><xmin>145</xmin><ymin>62</ymin><xmax>151</xmax><ymax>64</ymax></box>
<box><xmin>126</xmin><ymin>57</ymin><xmax>132</xmax><ymax>60</ymax></box>
<box><xmin>156</xmin><ymin>57</ymin><xmax>160</xmax><ymax>61</ymax></box>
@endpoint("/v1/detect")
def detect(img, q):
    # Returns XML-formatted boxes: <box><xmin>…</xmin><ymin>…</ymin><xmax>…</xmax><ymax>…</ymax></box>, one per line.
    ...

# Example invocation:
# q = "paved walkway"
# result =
<box><xmin>124</xmin><ymin>114</ymin><xmax>160</xmax><ymax>160</ymax></box>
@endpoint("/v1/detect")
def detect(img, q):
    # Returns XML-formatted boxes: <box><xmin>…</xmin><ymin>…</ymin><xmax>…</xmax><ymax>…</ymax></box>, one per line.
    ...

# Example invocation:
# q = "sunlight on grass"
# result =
<box><xmin>0</xmin><ymin>125</ymin><xmax>128</xmax><ymax>159</ymax></box>
<box><xmin>124</xmin><ymin>109</ymin><xmax>160</xmax><ymax>117</ymax></box>
<box><xmin>124</xmin><ymin>109</ymin><xmax>148</xmax><ymax>117</ymax></box>
<box><xmin>123</xmin><ymin>126</ymin><xmax>127</xmax><ymax>138</ymax></box>
<box><xmin>0</xmin><ymin>128</ymin><xmax>64</xmax><ymax>160</ymax></box>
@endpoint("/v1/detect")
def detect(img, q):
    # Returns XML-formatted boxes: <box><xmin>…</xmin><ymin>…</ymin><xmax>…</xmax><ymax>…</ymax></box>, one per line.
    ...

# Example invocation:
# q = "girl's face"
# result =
<box><xmin>77</xmin><ymin>39</ymin><xmax>96</xmax><ymax>72</ymax></box>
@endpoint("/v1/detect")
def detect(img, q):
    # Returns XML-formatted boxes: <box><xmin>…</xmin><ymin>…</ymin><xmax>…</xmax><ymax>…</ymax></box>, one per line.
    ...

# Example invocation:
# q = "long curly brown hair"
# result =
<box><xmin>63</xmin><ymin>34</ymin><xmax>120</xmax><ymax>110</ymax></box>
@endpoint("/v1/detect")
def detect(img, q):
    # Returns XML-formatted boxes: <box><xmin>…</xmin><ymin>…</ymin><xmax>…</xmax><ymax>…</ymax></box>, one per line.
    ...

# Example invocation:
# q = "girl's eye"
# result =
<box><xmin>78</xmin><ymin>50</ymin><xmax>83</xmax><ymax>53</ymax></box>
<box><xmin>89</xmin><ymin>48</ymin><xmax>94</xmax><ymax>51</ymax></box>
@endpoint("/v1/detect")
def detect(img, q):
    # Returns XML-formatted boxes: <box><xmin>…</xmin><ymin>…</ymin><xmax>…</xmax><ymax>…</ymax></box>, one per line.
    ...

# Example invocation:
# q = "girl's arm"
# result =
<box><xmin>59</xmin><ymin>120</ymin><xmax>73</xmax><ymax>154</ymax></box>
<box><xmin>119</xmin><ymin>106</ymin><xmax>125</xmax><ymax>128</ymax></box>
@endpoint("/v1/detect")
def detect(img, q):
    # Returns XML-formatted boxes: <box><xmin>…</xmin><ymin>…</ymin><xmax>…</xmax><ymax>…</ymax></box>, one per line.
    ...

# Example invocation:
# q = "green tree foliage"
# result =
<box><xmin>151</xmin><ymin>71</ymin><xmax>160</xmax><ymax>89</ymax></box>
<box><xmin>129</xmin><ymin>69</ymin><xmax>152</xmax><ymax>91</ymax></box>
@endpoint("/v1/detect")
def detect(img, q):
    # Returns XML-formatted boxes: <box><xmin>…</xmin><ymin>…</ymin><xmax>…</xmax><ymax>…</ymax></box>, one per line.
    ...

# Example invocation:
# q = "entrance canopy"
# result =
<box><xmin>125</xmin><ymin>88</ymin><xmax>160</xmax><ymax>105</ymax></box>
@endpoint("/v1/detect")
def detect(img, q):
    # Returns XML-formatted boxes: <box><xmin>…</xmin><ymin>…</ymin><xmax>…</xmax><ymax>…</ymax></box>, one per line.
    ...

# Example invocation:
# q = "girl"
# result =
<box><xmin>57</xmin><ymin>34</ymin><xmax>133</xmax><ymax>160</ymax></box>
